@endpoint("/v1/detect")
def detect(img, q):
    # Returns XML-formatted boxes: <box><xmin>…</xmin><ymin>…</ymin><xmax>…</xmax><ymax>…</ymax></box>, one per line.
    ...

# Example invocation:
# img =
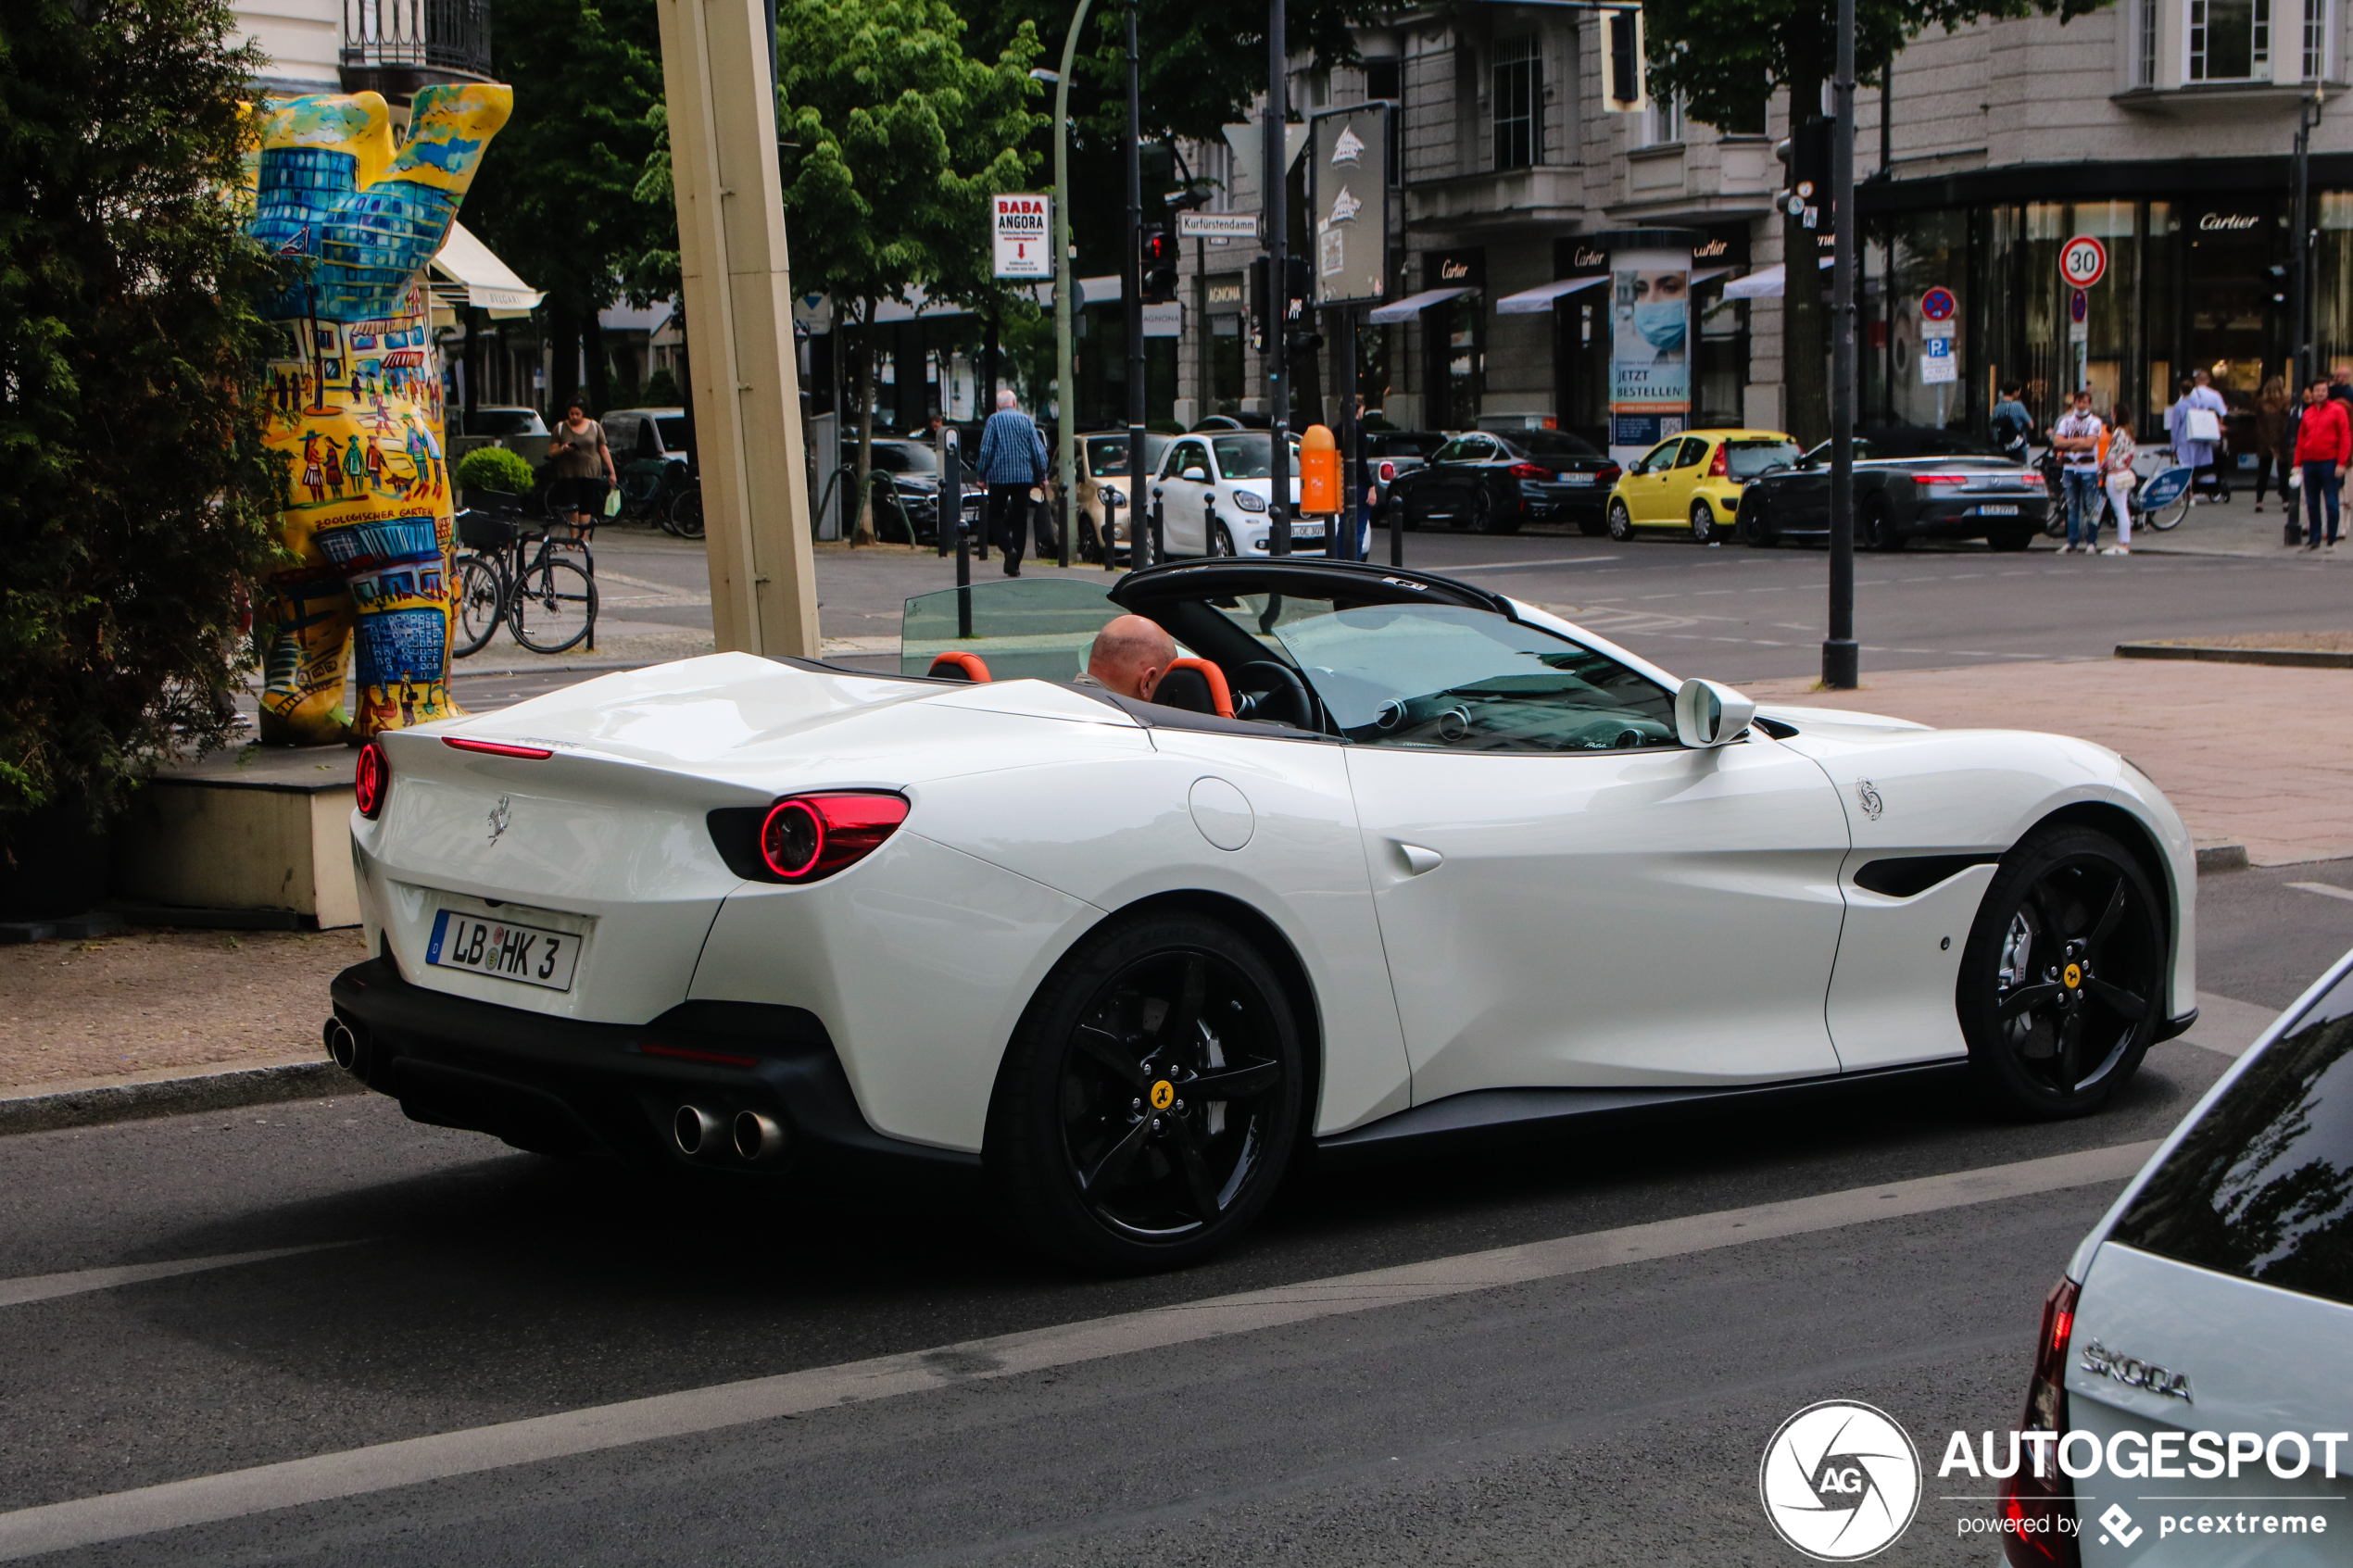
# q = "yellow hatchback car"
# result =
<box><xmin>1604</xmin><ymin>428</ymin><xmax>1801</xmax><ymax>545</ymax></box>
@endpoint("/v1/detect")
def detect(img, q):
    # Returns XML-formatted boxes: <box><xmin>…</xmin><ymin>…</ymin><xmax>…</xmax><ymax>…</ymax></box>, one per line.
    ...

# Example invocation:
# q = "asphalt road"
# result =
<box><xmin>3</xmin><ymin>869</ymin><xmax>2347</xmax><ymax>1565</ymax></box>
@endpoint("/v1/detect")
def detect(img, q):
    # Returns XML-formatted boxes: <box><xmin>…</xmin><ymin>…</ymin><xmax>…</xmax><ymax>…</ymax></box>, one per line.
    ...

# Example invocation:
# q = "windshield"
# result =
<box><xmin>1724</xmin><ymin>438</ymin><xmax>1802</xmax><ymax>479</ymax></box>
<box><xmin>1087</xmin><ymin>434</ymin><xmax>1171</xmax><ymax>476</ymax></box>
<box><xmin>2108</xmin><ymin>965</ymin><xmax>2353</xmax><ymax>1308</ymax></box>
<box><xmin>1207</xmin><ymin>597</ymin><xmax>1676</xmax><ymax>752</ymax></box>
<box><xmin>901</xmin><ymin>577</ymin><xmax>1123</xmax><ymax>683</ymax></box>
<box><xmin>1210</xmin><ymin>434</ymin><xmax>1300</xmax><ymax>481</ymax></box>
<box><xmin>1508</xmin><ymin>430</ymin><xmax>1604</xmax><ymax>458</ymax></box>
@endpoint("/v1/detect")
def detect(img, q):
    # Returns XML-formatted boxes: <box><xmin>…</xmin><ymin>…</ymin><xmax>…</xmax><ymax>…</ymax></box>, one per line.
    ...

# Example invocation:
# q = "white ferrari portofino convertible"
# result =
<box><xmin>330</xmin><ymin>559</ymin><xmax>2197</xmax><ymax>1269</ymax></box>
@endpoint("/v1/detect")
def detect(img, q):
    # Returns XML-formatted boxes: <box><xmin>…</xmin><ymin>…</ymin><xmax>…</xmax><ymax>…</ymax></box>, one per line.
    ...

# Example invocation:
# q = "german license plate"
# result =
<box><xmin>1977</xmin><ymin>504</ymin><xmax>2020</xmax><ymax>516</ymax></box>
<box><xmin>1559</xmin><ymin>472</ymin><xmax>1595</xmax><ymax>486</ymax></box>
<box><xmin>427</xmin><ymin>908</ymin><xmax>580</xmax><ymax>990</ymax></box>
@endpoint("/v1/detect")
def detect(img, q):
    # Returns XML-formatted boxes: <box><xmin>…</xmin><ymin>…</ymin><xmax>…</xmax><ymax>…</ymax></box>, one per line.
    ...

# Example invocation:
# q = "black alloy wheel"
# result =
<box><xmin>1690</xmin><ymin>499</ymin><xmax>1720</xmax><ymax>545</ymax></box>
<box><xmin>1470</xmin><ymin>487</ymin><xmax>1511</xmax><ymax>535</ymax></box>
<box><xmin>988</xmin><ymin>912</ymin><xmax>1303</xmax><ymax>1271</ymax></box>
<box><xmin>1606</xmin><ymin>499</ymin><xmax>1636</xmax><ymax>542</ymax></box>
<box><xmin>1738</xmin><ymin>505</ymin><xmax>1774</xmax><ymax>546</ymax></box>
<box><xmin>1957</xmin><ymin>824</ymin><xmax>2163</xmax><ymax>1119</ymax></box>
<box><xmin>1863</xmin><ymin>497</ymin><xmax>1906</xmax><ymax>552</ymax></box>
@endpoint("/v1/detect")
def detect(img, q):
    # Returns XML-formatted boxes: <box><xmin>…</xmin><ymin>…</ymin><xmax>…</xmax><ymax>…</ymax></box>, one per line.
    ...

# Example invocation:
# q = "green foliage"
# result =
<box><xmin>0</xmin><ymin>0</ymin><xmax>285</xmax><ymax>826</ymax></box>
<box><xmin>641</xmin><ymin>366</ymin><xmax>681</xmax><ymax>406</ymax></box>
<box><xmin>456</xmin><ymin>445</ymin><xmax>537</xmax><ymax>494</ymax></box>
<box><xmin>774</xmin><ymin>0</ymin><xmax>1045</xmax><ymax>316</ymax></box>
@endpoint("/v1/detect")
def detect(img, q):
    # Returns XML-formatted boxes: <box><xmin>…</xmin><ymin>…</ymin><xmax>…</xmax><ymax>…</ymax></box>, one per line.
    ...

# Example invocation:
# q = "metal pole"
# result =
<box><xmin>1823</xmin><ymin>0</ymin><xmax>1859</xmax><ymax>690</ymax></box>
<box><xmin>1124</xmin><ymin>0</ymin><xmax>1147</xmax><ymax>571</ymax></box>
<box><xmin>2292</xmin><ymin>90</ymin><xmax>2322</xmax><ymax>393</ymax></box>
<box><xmin>1052</xmin><ymin>0</ymin><xmax>1092</xmax><ymax>575</ymax></box>
<box><xmin>1265</xmin><ymin>0</ymin><xmax>1291</xmax><ymax>554</ymax></box>
<box><xmin>1335</xmin><ymin>306</ymin><xmax>1358</xmax><ymax>558</ymax></box>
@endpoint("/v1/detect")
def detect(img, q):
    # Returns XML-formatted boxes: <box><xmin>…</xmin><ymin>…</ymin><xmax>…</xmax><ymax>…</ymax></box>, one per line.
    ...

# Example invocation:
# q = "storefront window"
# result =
<box><xmin>2316</xmin><ymin>192</ymin><xmax>2353</xmax><ymax>380</ymax></box>
<box><xmin>2190</xmin><ymin>0</ymin><xmax>2271</xmax><ymax>81</ymax></box>
<box><xmin>1210</xmin><ymin>315</ymin><xmax>1243</xmax><ymax>415</ymax></box>
<box><xmin>1877</xmin><ymin>209</ymin><xmax>1971</xmax><ymax>430</ymax></box>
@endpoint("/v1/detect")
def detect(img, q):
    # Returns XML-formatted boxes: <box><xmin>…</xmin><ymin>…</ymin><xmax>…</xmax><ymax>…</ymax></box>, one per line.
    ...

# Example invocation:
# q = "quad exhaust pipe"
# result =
<box><xmin>673</xmin><ymin>1104</ymin><xmax>789</xmax><ymax>1163</ymax></box>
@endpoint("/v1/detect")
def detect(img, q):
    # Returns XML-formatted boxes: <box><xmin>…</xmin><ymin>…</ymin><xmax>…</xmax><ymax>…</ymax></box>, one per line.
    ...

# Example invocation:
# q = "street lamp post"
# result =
<box><xmin>1823</xmin><ymin>0</ymin><xmax>1859</xmax><ymax>690</ymax></box>
<box><xmin>2291</xmin><ymin>87</ymin><xmax>2325</xmax><ymax>393</ymax></box>
<box><xmin>1124</xmin><ymin>0</ymin><xmax>1148</xmax><ymax>571</ymax></box>
<box><xmin>1265</xmin><ymin>0</ymin><xmax>1291</xmax><ymax>553</ymax></box>
<box><xmin>1050</xmin><ymin>3</ymin><xmax>1092</xmax><ymax>572</ymax></box>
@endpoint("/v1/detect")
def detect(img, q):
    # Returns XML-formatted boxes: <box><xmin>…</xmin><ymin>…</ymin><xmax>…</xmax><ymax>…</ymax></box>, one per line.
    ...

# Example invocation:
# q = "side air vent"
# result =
<box><xmin>1853</xmin><ymin>854</ymin><xmax>1999</xmax><ymax>899</ymax></box>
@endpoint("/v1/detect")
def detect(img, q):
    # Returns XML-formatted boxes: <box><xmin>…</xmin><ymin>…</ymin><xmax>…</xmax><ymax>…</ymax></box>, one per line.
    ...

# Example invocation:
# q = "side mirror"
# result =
<box><xmin>1182</xmin><ymin>465</ymin><xmax>1209</xmax><ymax>482</ymax></box>
<box><xmin>1674</xmin><ymin>677</ymin><xmax>1757</xmax><ymax>748</ymax></box>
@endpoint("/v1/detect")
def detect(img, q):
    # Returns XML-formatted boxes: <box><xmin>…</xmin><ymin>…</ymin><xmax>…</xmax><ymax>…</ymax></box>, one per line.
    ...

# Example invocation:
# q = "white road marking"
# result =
<box><xmin>2288</xmin><ymin>881</ymin><xmax>2353</xmax><ymax>904</ymax></box>
<box><xmin>0</xmin><ymin>1141</ymin><xmax>2157</xmax><ymax>1561</ymax></box>
<box><xmin>0</xmin><ymin>1244</ymin><xmax>358</xmax><ymax>1311</ymax></box>
<box><xmin>1441</xmin><ymin>556</ymin><xmax>1620</xmax><ymax>572</ymax></box>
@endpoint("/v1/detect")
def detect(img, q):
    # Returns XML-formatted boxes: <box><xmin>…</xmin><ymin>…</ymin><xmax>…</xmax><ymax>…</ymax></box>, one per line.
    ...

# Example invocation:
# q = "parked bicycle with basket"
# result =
<box><xmin>449</xmin><ymin>495</ymin><xmax>599</xmax><ymax>657</ymax></box>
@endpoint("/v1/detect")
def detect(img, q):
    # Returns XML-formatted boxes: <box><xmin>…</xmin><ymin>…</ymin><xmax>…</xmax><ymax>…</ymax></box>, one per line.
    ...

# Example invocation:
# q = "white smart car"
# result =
<box><xmin>1150</xmin><ymin>431</ymin><xmax>1318</xmax><ymax>557</ymax></box>
<box><xmin>1994</xmin><ymin>947</ymin><xmax>2351</xmax><ymax>1567</ymax></box>
<box><xmin>329</xmin><ymin>560</ymin><xmax>2197</xmax><ymax>1271</ymax></box>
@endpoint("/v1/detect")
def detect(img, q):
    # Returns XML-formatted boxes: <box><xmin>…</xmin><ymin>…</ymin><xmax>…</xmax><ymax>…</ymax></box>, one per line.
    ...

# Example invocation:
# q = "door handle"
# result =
<box><xmin>1393</xmin><ymin>842</ymin><xmax>1443</xmax><ymax>876</ymax></box>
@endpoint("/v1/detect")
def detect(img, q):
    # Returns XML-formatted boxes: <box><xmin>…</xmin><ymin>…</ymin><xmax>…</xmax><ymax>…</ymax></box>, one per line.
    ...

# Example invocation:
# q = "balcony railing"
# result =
<box><xmin>341</xmin><ymin>0</ymin><xmax>493</xmax><ymax>89</ymax></box>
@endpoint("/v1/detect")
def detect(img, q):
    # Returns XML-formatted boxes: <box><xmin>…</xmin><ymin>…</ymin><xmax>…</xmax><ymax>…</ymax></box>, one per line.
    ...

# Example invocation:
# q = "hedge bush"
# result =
<box><xmin>456</xmin><ymin>445</ymin><xmax>537</xmax><ymax>495</ymax></box>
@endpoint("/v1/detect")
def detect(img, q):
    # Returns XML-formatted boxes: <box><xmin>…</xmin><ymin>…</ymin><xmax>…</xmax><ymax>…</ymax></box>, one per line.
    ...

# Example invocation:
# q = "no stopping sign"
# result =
<box><xmin>2061</xmin><ymin>235</ymin><xmax>2108</xmax><ymax>289</ymax></box>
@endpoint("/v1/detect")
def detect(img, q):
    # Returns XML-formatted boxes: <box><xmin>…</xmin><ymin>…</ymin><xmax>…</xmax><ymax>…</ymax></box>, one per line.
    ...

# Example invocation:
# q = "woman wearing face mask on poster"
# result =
<box><xmin>1616</xmin><ymin>269</ymin><xmax>1690</xmax><ymax>366</ymax></box>
<box><xmin>1609</xmin><ymin>262</ymin><xmax>1692</xmax><ymax>466</ymax></box>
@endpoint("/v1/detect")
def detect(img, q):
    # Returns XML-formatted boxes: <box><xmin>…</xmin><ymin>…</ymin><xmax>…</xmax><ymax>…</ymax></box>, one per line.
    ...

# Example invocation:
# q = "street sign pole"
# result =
<box><xmin>1265</xmin><ymin>0</ymin><xmax>1290</xmax><ymax>555</ymax></box>
<box><xmin>1051</xmin><ymin>0</ymin><xmax>1091</xmax><ymax>575</ymax></box>
<box><xmin>1823</xmin><ymin>0</ymin><xmax>1858</xmax><ymax>690</ymax></box>
<box><xmin>1121</xmin><ymin>0</ymin><xmax>1143</xmax><ymax>571</ymax></box>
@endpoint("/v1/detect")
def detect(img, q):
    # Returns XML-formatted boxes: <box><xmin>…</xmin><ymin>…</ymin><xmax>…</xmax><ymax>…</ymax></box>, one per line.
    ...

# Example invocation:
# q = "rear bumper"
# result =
<box><xmin>328</xmin><ymin>956</ymin><xmax>980</xmax><ymax>1192</ymax></box>
<box><xmin>1911</xmin><ymin>498</ymin><xmax>2049</xmax><ymax>535</ymax></box>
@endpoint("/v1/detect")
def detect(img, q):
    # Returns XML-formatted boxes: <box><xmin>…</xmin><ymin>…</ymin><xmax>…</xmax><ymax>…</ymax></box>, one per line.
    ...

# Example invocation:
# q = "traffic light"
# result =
<box><xmin>1139</xmin><ymin>226</ymin><xmax>1177</xmax><ymax>305</ymax></box>
<box><xmin>1249</xmin><ymin>256</ymin><xmax>1315</xmax><ymax>351</ymax></box>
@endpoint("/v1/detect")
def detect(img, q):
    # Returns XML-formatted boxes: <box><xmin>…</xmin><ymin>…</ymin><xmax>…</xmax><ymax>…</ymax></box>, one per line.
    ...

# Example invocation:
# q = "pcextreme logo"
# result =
<box><xmin>1759</xmin><ymin>1400</ymin><xmax>1923</xmax><ymax>1561</ymax></box>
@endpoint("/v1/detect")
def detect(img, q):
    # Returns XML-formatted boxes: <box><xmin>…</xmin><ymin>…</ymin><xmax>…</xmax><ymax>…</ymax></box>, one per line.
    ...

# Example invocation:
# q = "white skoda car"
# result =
<box><xmin>330</xmin><ymin>560</ymin><xmax>2198</xmax><ymax>1271</ymax></box>
<box><xmin>1994</xmin><ymin>947</ymin><xmax>2351</xmax><ymax>1567</ymax></box>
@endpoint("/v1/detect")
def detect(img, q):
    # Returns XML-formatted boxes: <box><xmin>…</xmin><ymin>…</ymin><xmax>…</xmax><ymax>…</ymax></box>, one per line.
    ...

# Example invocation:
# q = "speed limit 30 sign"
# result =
<box><xmin>2060</xmin><ymin>235</ymin><xmax>2108</xmax><ymax>289</ymax></box>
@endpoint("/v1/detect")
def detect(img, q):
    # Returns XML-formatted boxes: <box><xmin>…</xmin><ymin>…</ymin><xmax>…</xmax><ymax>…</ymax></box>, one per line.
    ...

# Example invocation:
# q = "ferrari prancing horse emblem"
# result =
<box><xmin>486</xmin><ymin>794</ymin><xmax>512</xmax><ymax>844</ymax></box>
<box><xmin>1150</xmin><ymin>1080</ymin><xmax>1176</xmax><ymax>1110</ymax></box>
<box><xmin>1856</xmin><ymin>780</ymin><xmax>1884</xmax><ymax>821</ymax></box>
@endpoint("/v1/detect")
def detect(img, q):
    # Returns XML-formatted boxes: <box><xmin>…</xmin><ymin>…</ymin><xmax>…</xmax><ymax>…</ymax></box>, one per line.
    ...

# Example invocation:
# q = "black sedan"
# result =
<box><xmin>1383</xmin><ymin>429</ymin><xmax>1622</xmax><ymax>534</ymax></box>
<box><xmin>1733</xmin><ymin>432</ymin><xmax>2049</xmax><ymax>551</ymax></box>
<box><xmin>867</xmin><ymin>437</ymin><xmax>983</xmax><ymax>546</ymax></box>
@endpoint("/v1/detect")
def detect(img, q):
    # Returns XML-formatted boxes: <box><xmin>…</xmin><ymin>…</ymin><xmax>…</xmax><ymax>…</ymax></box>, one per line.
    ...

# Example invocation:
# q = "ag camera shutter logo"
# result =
<box><xmin>1759</xmin><ymin>1400</ymin><xmax>1922</xmax><ymax>1561</ymax></box>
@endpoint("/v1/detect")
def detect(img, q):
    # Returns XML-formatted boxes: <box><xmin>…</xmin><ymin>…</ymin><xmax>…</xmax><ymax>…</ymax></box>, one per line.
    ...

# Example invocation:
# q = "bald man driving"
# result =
<box><xmin>1075</xmin><ymin>614</ymin><xmax>1177</xmax><ymax>701</ymax></box>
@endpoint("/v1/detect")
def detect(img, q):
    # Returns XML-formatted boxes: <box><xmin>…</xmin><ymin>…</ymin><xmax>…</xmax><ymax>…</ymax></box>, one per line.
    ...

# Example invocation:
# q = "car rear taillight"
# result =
<box><xmin>1708</xmin><ymin>444</ymin><xmax>1729</xmax><ymax>477</ymax></box>
<box><xmin>757</xmin><ymin>792</ymin><xmax>910</xmax><ymax>883</ymax></box>
<box><xmin>1914</xmin><ymin>472</ymin><xmax>1973</xmax><ymax>494</ymax></box>
<box><xmin>1997</xmin><ymin>1276</ymin><xmax>2082</xmax><ymax>1567</ymax></box>
<box><xmin>1506</xmin><ymin>461</ymin><xmax>1550</xmax><ymax>480</ymax></box>
<box><xmin>1378</xmin><ymin>459</ymin><xmax>1397</xmax><ymax>483</ymax></box>
<box><xmin>355</xmin><ymin>741</ymin><xmax>388</xmax><ymax>820</ymax></box>
<box><xmin>1595</xmin><ymin>465</ymin><xmax>1621</xmax><ymax>483</ymax></box>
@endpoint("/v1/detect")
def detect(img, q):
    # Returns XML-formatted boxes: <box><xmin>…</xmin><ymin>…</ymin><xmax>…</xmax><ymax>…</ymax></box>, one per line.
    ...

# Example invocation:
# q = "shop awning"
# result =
<box><xmin>1691</xmin><ymin>267</ymin><xmax>1732</xmax><ymax>285</ymax></box>
<box><xmin>1494</xmin><ymin>275</ymin><xmax>1608</xmax><ymax>315</ymax></box>
<box><xmin>429</xmin><ymin>222</ymin><xmax>543</xmax><ymax>318</ymax></box>
<box><xmin>1718</xmin><ymin>257</ymin><xmax>1833</xmax><ymax>300</ymax></box>
<box><xmin>1369</xmin><ymin>285</ymin><xmax>1471</xmax><ymax>323</ymax></box>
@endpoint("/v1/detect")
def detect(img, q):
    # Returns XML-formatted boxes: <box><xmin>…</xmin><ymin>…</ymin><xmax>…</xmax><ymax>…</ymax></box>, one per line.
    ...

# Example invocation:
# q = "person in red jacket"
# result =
<box><xmin>2294</xmin><ymin>375</ymin><xmax>2350</xmax><ymax>549</ymax></box>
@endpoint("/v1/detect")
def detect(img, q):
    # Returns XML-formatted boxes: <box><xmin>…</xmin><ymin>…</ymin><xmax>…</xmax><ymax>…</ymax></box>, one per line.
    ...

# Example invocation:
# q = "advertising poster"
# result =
<box><xmin>1607</xmin><ymin>246</ymin><xmax>1691</xmax><ymax>466</ymax></box>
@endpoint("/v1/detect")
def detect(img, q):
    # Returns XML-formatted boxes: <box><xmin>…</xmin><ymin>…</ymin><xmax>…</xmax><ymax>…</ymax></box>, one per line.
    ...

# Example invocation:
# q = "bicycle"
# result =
<box><xmin>663</xmin><ymin>481</ymin><xmax>704</xmax><ymax>539</ymax></box>
<box><xmin>450</xmin><ymin>504</ymin><xmax>598</xmax><ymax>657</ymax></box>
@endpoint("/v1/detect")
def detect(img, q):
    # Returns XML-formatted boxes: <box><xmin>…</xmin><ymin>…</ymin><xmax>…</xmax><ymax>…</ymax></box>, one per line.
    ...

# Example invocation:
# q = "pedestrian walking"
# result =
<box><xmin>1990</xmin><ymin>382</ymin><xmax>2033</xmax><ymax>465</ymax></box>
<box><xmin>974</xmin><ymin>389</ymin><xmax>1049</xmax><ymax>577</ymax></box>
<box><xmin>2251</xmin><ymin>377</ymin><xmax>2292</xmax><ymax>513</ymax></box>
<box><xmin>2053</xmin><ymin>389</ymin><xmax>2106</xmax><ymax>554</ymax></box>
<box><xmin>2100</xmin><ymin>404</ymin><xmax>2138</xmax><ymax>556</ymax></box>
<box><xmin>546</xmin><ymin>402</ymin><xmax>615</xmax><ymax>536</ymax></box>
<box><xmin>2168</xmin><ymin>369</ymin><xmax>2231</xmax><ymax>501</ymax></box>
<box><xmin>2295</xmin><ymin>374</ymin><xmax>2348</xmax><ymax>549</ymax></box>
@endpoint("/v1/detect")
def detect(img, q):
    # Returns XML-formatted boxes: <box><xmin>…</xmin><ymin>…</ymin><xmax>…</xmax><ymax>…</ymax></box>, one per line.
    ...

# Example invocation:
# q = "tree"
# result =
<box><xmin>1644</xmin><ymin>0</ymin><xmax>2095</xmax><ymax>441</ymax></box>
<box><xmin>0</xmin><ymin>0</ymin><xmax>284</xmax><ymax>835</ymax></box>
<box><xmin>773</xmin><ymin>0</ymin><xmax>1043</xmax><ymax>542</ymax></box>
<box><xmin>468</xmin><ymin>0</ymin><xmax>671</xmax><ymax>413</ymax></box>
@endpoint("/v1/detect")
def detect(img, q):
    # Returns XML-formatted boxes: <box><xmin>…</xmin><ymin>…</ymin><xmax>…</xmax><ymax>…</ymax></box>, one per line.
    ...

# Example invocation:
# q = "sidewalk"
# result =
<box><xmin>1743</xmin><ymin>657</ymin><xmax>2353</xmax><ymax>866</ymax></box>
<box><xmin>2133</xmin><ymin>484</ymin><xmax>2353</xmax><ymax>559</ymax></box>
